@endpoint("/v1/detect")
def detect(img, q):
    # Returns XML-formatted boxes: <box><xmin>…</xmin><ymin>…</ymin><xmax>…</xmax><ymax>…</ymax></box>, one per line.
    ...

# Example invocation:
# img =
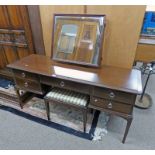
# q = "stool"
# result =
<box><xmin>44</xmin><ymin>88</ymin><xmax>89</xmax><ymax>132</ymax></box>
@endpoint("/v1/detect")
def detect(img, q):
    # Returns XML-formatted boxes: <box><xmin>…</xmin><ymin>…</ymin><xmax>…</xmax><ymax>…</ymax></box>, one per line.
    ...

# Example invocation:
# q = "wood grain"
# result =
<box><xmin>4</xmin><ymin>46</ymin><xmax>18</xmax><ymax>63</ymax></box>
<box><xmin>27</xmin><ymin>5</ymin><xmax>45</xmax><ymax>55</ymax></box>
<box><xmin>0</xmin><ymin>5</ymin><xmax>35</xmax><ymax>74</ymax></box>
<box><xmin>17</xmin><ymin>48</ymin><xmax>29</xmax><ymax>59</ymax></box>
<box><xmin>0</xmin><ymin>6</ymin><xmax>10</xmax><ymax>28</ymax></box>
<box><xmin>19</xmin><ymin>6</ymin><xmax>34</xmax><ymax>53</ymax></box>
<box><xmin>0</xmin><ymin>46</ymin><xmax>8</xmax><ymax>68</ymax></box>
<box><xmin>135</xmin><ymin>43</ymin><xmax>155</xmax><ymax>62</ymax></box>
<box><xmin>7</xmin><ymin>6</ymin><xmax>23</xmax><ymax>29</ymax></box>
<box><xmin>86</xmin><ymin>5</ymin><xmax>146</xmax><ymax>68</ymax></box>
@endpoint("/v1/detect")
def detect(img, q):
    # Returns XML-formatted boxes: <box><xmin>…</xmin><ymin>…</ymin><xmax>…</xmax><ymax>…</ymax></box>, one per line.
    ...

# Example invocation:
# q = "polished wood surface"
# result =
<box><xmin>7</xmin><ymin>54</ymin><xmax>142</xmax><ymax>143</ymax></box>
<box><xmin>8</xmin><ymin>54</ymin><xmax>142</xmax><ymax>94</ymax></box>
<box><xmin>39</xmin><ymin>5</ymin><xmax>146</xmax><ymax>69</ymax></box>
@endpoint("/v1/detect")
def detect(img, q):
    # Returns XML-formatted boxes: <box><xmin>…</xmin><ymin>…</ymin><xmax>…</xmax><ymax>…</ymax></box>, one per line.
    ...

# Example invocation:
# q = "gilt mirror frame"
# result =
<box><xmin>51</xmin><ymin>14</ymin><xmax>106</xmax><ymax>67</ymax></box>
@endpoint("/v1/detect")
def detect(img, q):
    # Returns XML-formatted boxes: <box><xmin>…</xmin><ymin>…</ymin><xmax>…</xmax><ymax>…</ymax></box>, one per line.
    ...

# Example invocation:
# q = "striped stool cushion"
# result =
<box><xmin>45</xmin><ymin>88</ymin><xmax>88</xmax><ymax>107</ymax></box>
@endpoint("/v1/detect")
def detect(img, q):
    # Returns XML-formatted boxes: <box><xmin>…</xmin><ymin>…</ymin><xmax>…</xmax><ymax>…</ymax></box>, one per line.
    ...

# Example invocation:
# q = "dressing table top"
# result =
<box><xmin>8</xmin><ymin>54</ymin><xmax>142</xmax><ymax>95</ymax></box>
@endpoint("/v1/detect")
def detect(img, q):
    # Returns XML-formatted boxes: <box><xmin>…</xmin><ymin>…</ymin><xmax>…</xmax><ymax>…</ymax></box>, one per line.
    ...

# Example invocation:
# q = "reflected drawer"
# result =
<box><xmin>15</xmin><ymin>78</ymin><xmax>43</xmax><ymax>94</ymax></box>
<box><xmin>13</xmin><ymin>69</ymin><xmax>39</xmax><ymax>81</ymax></box>
<box><xmin>40</xmin><ymin>76</ymin><xmax>90</xmax><ymax>94</ymax></box>
<box><xmin>93</xmin><ymin>87</ymin><xmax>135</xmax><ymax>104</ymax></box>
<box><xmin>90</xmin><ymin>97</ymin><xmax>133</xmax><ymax>114</ymax></box>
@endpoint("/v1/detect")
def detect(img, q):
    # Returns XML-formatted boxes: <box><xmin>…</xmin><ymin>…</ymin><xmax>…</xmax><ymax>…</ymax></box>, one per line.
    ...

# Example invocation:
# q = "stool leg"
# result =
<box><xmin>45</xmin><ymin>100</ymin><xmax>50</xmax><ymax>121</ymax></box>
<box><xmin>122</xmin><ymin>117</ymin><xmax>133</xmax><ymax>143</ymax></box>
<box><xmin>83</xmin><ymin>110</ymin><xmax>87</xmax><ymax>133</ymax></box>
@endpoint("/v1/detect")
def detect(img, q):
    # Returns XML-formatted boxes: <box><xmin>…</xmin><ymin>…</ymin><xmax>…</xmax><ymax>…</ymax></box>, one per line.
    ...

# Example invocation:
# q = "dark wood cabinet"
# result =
<box><xmin>0</xmin><ymin>6</ymin><xmax>34</xmax><ymax>74</ymax></box>
<box><xmin>0</xmin><ymin>5</ymin><xmax>45</xmax><ymax>79</ymax></box>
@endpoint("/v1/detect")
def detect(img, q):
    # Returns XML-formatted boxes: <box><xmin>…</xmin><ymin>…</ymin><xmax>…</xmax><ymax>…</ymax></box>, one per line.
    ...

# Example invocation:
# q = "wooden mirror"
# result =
<box><xmin>52</xmin><ymin>14</ymin><xmax>106</xmax><ymax>67</ymax></box>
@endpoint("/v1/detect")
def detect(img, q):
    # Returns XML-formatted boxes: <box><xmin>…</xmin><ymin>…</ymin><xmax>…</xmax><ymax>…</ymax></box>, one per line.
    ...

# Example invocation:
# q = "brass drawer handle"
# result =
<box><xmin>22</xmin><ymin>72</ymin><xmax>26</xmax><ymax>78</ymax></box>
<box><xmin>107</xmin><ymin>102</ymin><xmax>113</xmax><ymax>109</ymax></box>
<box><xmin>109</xmin><ymin>92</ymin><xmax>115</xmax><ymax>98</ymax></box>
<box><xmin>60</xmin><ymin>81</ymin><xmax>65</xmax><ymax>87</ymax></box>
<box><xmin>94</xmin><ymin>98</ymin><xmax>98</xmax><ymax>102</ymax></box>
<box><xmin>24</xmin><ymin>82</ymin><xmax>28</xmax><ymax>87</ymax></box>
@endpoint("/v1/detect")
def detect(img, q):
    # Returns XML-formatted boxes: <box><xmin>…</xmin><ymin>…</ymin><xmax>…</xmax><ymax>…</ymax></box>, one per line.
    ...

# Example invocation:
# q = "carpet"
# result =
<box><xmin>0</xmin><ymin>77</ymin><xmax>14</xmax><ymax>89</ymax></box>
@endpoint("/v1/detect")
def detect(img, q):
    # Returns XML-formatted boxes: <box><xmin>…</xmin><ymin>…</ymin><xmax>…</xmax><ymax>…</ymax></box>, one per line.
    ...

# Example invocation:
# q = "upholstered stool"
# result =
<box><xmin>44</xmin><ymin>88</ymin><xmax>89</xmax><ymax>132</ymax></box>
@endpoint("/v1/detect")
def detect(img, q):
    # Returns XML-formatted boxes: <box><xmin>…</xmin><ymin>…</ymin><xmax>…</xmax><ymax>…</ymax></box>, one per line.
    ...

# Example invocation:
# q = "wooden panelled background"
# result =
<box><xmin>39</xmin><ymin>5</ymin><xmax>146</xmax><ymax>69</ymax></box>
<box><xmin>0</xmin><ymin>6</ymin><xmax>34</xmax><ymax>70</ymax></box>
<box><xmin>135</xmin><ymin>44</ymin><xmax>155</xmax><ymax>62</ymax></box>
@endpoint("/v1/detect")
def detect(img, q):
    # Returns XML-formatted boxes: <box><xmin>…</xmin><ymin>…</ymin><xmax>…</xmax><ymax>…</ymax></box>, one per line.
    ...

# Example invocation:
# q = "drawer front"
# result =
<box><xmin>93</xmin><ymin>87</ymin><xmax>135</xmax><ymax>104</ymax></box>
<box><xmin>90</xmin><ymin>97</ymin><xmax>133</xmax><ymax>114</ymax></box>
<box><xmin>15</xmin><ymin>78</ymin><xmax>42</xmax><ymax>94</ymax></box>
<box><xmin>13</xmin><ymin>69</ymin><xmax>38</xmax><ymax>81</ymax></box>
<box><xmin>40</xmin><ymin>76</ymin><xmax>90</xmax><ymax>94</ymax></box>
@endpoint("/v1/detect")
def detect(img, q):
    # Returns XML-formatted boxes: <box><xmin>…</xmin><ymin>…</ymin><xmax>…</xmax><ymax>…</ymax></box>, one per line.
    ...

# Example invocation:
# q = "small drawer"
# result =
<box><xmin>93</xmin><ymin>87</ymin><xmax>135</xmax><ymax>104</ymax></box>
<box><xmin>90</xmin><ymin>97</ymin><xmax>133</xmax><ymax>114</ymax></box>
<box><xmin>40</xmin><ymin>76</ymin><xmax>90</xmax><ymax>94</ymax></box>
<box><xmin>13</xmin><ymin>69</ymin><xmax>38</xmax><ymax>81</ymax></box>
<box><xmin>15</xmin><ymin>78</ymin><xmax>43</xmax><ymax>94</ymax></box>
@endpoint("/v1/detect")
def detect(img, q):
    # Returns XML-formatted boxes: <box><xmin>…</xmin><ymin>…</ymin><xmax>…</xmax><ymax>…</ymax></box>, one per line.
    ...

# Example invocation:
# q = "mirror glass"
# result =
<box><xmin>57</xmin><ymin>24</ymin><xmax>78</xmax><ymax>55</ymax></box>
<box><xmin>52</xmin><ymin>14</ymin><xmax>106</xmax><ymax>67</ymax></box>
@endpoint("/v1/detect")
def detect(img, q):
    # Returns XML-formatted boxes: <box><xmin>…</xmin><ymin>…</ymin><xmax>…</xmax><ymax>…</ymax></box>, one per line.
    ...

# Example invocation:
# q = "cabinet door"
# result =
<box><xmin>0</xmin><ymin>5</ymin><xmax>34</xmax><ymax>69</ymax></box>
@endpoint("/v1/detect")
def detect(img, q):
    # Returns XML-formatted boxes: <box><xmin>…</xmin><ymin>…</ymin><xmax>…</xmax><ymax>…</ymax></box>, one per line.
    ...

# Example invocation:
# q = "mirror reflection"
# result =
<box><xmin>57</xmin><ymin>24</ymin><xmax>78</xmax><ymax>56</ymax></box>
<box><xmin>52</xmin><ymin>15</ymin><xmax>106</xmax><ymax>67</ymax></box>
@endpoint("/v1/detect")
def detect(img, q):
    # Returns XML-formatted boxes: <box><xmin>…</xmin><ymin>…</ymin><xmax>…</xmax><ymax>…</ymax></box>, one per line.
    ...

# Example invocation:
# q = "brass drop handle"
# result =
<box><xmin>107</xmin><ymin>102</ymin><xmax>112</xmax><ymax>109</ymax></box>
<box><xmin>109</xmin><ymin>92</ymin><xmax>115</xmax><ymax>98</ymax></box>
<box><xmin>24</xmin><ymin>82</ymin><xmax>28</xmax><ymax>87</ymax></box>
<box><xmin>60</xmin><ymin>81</ymin><xmax>65</xmax><ymax>87</ymax></box>
<box><xmin>22</xmin><ymin>72</ymin><xmax>26</xmax><ymax>78</ymax></box>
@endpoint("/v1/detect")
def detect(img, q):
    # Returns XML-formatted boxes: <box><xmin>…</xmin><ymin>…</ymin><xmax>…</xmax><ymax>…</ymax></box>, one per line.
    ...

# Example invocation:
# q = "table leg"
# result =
<box><xmin>122</xmin><ymin>117</ymin><xmax>133</xmax><ymax>143</ymax></box>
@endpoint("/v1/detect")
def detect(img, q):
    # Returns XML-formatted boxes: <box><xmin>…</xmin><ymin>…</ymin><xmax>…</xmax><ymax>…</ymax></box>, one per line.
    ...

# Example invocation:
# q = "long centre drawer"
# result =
<box><xmin>40</xmin><ymin>76</ymin><xmax>90</xmax><ymax>94</ymax></box>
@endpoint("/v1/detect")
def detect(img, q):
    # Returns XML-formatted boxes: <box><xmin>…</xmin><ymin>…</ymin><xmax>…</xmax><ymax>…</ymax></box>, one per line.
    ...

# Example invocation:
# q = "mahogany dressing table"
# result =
<box><xmin>7</xmin><ymin>54</ymin><xmax>142</xmax><ymax>143</ymax></box>
<box><xmin>7</xmin><ymin>14</ymin><xmax>142</xmax><ymax>143</ymax></box>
